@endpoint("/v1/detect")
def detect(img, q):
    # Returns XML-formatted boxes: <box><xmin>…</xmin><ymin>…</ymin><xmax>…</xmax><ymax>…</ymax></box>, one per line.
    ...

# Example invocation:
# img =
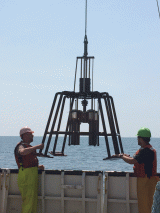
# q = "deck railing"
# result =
<box><xmin>0</xmin><ymin>169</ymin><xmax>159</xmax><ymax>213</ymax></box>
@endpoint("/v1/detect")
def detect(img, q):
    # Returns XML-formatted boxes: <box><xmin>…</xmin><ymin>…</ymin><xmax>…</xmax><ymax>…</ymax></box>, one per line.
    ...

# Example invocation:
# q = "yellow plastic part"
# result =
<box><xmin>137</xmin><ymin>175</ymin><xmax>159</xmax><ymax>213</ymax></box>
<box><xmin>18</xmin><ymin>166</ymin><xmax>38</xmax><ymax>213</ymax></box>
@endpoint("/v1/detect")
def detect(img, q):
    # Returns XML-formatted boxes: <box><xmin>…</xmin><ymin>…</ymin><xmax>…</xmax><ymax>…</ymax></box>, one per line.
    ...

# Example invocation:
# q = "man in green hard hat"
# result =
<box><xmin>114</xmin><ymin>127</ymin><xmax>158</xmax><ymax>213</ymax></box>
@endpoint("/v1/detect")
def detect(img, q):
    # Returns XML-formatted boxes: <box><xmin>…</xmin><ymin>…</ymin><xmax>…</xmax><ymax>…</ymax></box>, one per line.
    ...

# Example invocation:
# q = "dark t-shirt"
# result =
<box><xmin>133</xmin><ymin>147</ymin><xmax>154</xmax><ymax>178</ymax></box>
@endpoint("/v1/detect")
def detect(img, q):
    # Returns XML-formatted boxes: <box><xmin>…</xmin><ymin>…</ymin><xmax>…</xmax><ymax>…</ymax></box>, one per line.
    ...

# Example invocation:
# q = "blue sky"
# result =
<box><xmin>1</xmin><ymin>0</ymin><xmax>160</xmax><ymax>137</ymax></box>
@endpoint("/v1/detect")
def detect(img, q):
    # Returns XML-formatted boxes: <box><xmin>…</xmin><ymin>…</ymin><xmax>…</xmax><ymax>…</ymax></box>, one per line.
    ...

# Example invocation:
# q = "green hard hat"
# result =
<box><xmin>136</xmin><ymin>127</ymin><xmax>151</xmax><ymax>138</ymax></box>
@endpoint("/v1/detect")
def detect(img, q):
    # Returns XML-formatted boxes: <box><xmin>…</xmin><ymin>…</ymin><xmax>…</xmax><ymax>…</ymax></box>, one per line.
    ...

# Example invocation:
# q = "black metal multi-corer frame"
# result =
<box><xmin>40</xmin><ymin>4</ymin><xmax>124</xmax><ymax>159</ymax></box>
<box><xmin>39</xmin><ymin>53</ymin><xmax>124</xmax><ymax>159</ymax></box>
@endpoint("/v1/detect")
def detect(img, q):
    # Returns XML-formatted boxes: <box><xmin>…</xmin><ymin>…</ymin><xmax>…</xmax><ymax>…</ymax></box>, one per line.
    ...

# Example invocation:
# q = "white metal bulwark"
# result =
<box><xmin>2</xmin><ymin>169</ymin><xmax>103</xmax><ymax>213</ymax></box>
<box><xmin>61</xmin><ymin>171</ymin><xmax>65</xmax><ymax>213</ymax></box>
<box><xmin>126</xmin><ymin>173</ymin><xmax>130</xmax><ymax>213</ymax></box>
<box><xmin>2</xmin><ymin>169</ymin><xmax>160</xmax><ymax>212</ymax></box>
<box><xmin>4</xmin><ymin>169</ymin><xmax>10</xmax><ymax>213</ymax></box>
<box><xmin>41</xmin><ymin>171</ymin><xmax>45</xmax><ymax>213</ymax></box>
<box><xmin>1</xmin><ymin>169</ymin><xmax>10</xmax><ymax>213</ymax></box>
<box><xmin>103</xmin><ymin>172</ymin><xmax>138</xmax><ymax>213</ymax></box>
<box><xmin>0</xmin><ymin>169</ymin><xmax>5</xmax><ymax>213</ymax></box>
<box><xmin>82</xmin><ymin>171</ymin><xmax>85</xmax><ymax>213</ymax></box>
<box><xmin>104</xmin><ymin>172</ymin><xmax>109</xmax><ymax>213</ymax></box>
<box><xmin>97</xmin><ymin>173</ymin><xmax>103</xmax><ymax>213</ymax></box>
<box><xmin>1</xmin><ymin>169</ymin><xmax>149</xmax><ymax>213</ymax></box>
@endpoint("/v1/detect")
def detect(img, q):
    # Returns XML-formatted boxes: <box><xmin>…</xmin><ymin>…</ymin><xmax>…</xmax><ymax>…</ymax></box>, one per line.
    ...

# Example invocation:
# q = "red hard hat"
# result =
<box><xmin>20</xmin><ymin>126</ymin><xmax>34</xmax><ymax>136</ymax></box>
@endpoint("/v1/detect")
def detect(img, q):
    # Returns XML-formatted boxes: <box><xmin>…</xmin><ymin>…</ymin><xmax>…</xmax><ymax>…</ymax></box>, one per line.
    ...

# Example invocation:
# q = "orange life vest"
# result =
<box><xmin>133</xmin><ymin>144</ymin><xmax>157</xmax><ymax>178</ymax></box>
<box><xmin>14</xmin><ymin>141</ymin><xmax>38</xmax><ymax>169</ymax></box>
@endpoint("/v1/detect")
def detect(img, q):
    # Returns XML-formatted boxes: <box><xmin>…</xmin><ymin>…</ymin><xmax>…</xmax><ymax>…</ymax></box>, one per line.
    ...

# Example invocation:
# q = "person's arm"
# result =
<box><xmin>121</xmin><ymin>154</ymin><xmax>138</xmax><ymax>164</ymax></box>
<box><xmin>19</xmin><ymin>144</ymin><xmax>44</xmax><ymax>156</ymax></box>
<box><xmin>123</xmin><ymin>154</ymin><xmax>132</xmax><ymax>158</ymax></box>
<box><xmin>113</xmin><ymin>154</ymin><xmax>138</xmax><ymax>164</ymax></box>
<box><xmin>122</xmin><ymin>148</ymin><xmax>153</xmax><ymax>165</ymax></box>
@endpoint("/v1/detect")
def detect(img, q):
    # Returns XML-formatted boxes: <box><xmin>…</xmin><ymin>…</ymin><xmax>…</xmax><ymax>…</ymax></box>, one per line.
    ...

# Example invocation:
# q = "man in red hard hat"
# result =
<box><xmin>114</xmin><ymin>127</ymin><xmax>158</xmax><ymax>213</ymax></box>
<box><xmin>14</xmin><ymin>126</ymin><xmax>44</xmax><ymax>213</ymax></box>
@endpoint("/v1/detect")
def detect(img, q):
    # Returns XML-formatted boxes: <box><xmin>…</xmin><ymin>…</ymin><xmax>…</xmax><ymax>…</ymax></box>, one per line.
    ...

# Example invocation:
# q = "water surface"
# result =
<box><xmin>0</xmin><ymin>136</ymin><xmax>160</xmax><ymax>172</ymax></box>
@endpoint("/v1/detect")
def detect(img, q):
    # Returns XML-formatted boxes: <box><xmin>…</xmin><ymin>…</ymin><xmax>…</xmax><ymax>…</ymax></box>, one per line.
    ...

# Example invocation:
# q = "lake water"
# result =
<box><xmin>0</xmin><ymin>136</ymin><xmax>160</xmax><ymax>172</ymax></box>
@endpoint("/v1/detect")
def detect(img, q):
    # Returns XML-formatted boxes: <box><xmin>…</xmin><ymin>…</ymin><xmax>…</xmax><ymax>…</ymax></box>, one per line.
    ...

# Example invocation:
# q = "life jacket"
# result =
<box><xmin>133</xmin><ymin>144</ymin><xmax>157</xmax><ymax>178</ymax></box>
<box><xmin>14</xmin><ymin>141</ymin><xmax>38</xmax><ymax>169</ymax></box>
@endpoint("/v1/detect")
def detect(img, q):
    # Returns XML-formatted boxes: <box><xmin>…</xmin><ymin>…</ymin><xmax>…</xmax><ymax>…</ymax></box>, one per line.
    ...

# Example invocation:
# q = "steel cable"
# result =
<box><xmin>156</xmin><ymin>0</ymin><xmax>160</xmax><ymax>19</ymax></box>
<box><xmin>85</xmin><ymin>0</ymin><xmax>87</xmax><ymax>36</ymax></box>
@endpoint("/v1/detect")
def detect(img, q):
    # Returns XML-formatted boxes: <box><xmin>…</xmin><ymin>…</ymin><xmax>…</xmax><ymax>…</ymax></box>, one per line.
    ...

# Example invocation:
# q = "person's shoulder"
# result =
<box><xmin>18</xmin><ymin>144</ymin><xmax>25</xmax><ymax>150</ymax></box>
<box><xmin>145</xmin><ymin>146</ymin><xmax>155</xmax><ymax>152</ymax></box>
<box><xmin>15</xmin><ymin>141</ymin><xmax>22</xmax><ymax>149</ymax></box>
<box><xmin>141</xmin><ymin>147</ymin><xmax>154</xmax><ymax>157</ymax></box>
<box><xmin>15</xmin><ymin>142</ymin><xmax>25</xmax><ymax>155</ymax></box>
<box><xmin>137</xmin><ymin>147</ymin><xmax>144</xmax><ymax>153</ymax></box>
<box><xmin>137</xmin><ymin>147</ymin><xmax>149</xmax><ymax>155</ymax></box>
<box><xmin>149</xmin><ymin>145</ymin><xmax>156</xmax><ymax>152</ymax></box>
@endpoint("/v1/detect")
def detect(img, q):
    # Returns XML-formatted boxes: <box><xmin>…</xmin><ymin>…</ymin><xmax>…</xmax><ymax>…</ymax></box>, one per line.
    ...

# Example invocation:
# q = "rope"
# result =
<box><xmin>85</xmin><ymin>0</ymin><xmax>87</xmax><ymax>36</ymax></box>
<box><xmin>151</xmin><ymin>181</ymin><xmax>160</xmax><ymax>213</ymax></box>
<box><xmin>156</xmin><ymin>0</ymin><xmax>160</xmax><ymax>19</ymax></box>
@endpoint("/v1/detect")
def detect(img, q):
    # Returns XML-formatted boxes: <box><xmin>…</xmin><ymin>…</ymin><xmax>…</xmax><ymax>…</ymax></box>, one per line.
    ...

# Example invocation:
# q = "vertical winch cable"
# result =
<box><xmin>74</xmin><ymin>0</ymin><xmax>88</xmax><ymax>92</ymax></box>
<box><xmin>156</xmin><ymin>0</ymin><xmax>160</xmax><ymax>19</ymax></box>
<box><xmin>85</xmin><ymin>0</ymin><xmax>87</xmax><ymax>36</ymax></box>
